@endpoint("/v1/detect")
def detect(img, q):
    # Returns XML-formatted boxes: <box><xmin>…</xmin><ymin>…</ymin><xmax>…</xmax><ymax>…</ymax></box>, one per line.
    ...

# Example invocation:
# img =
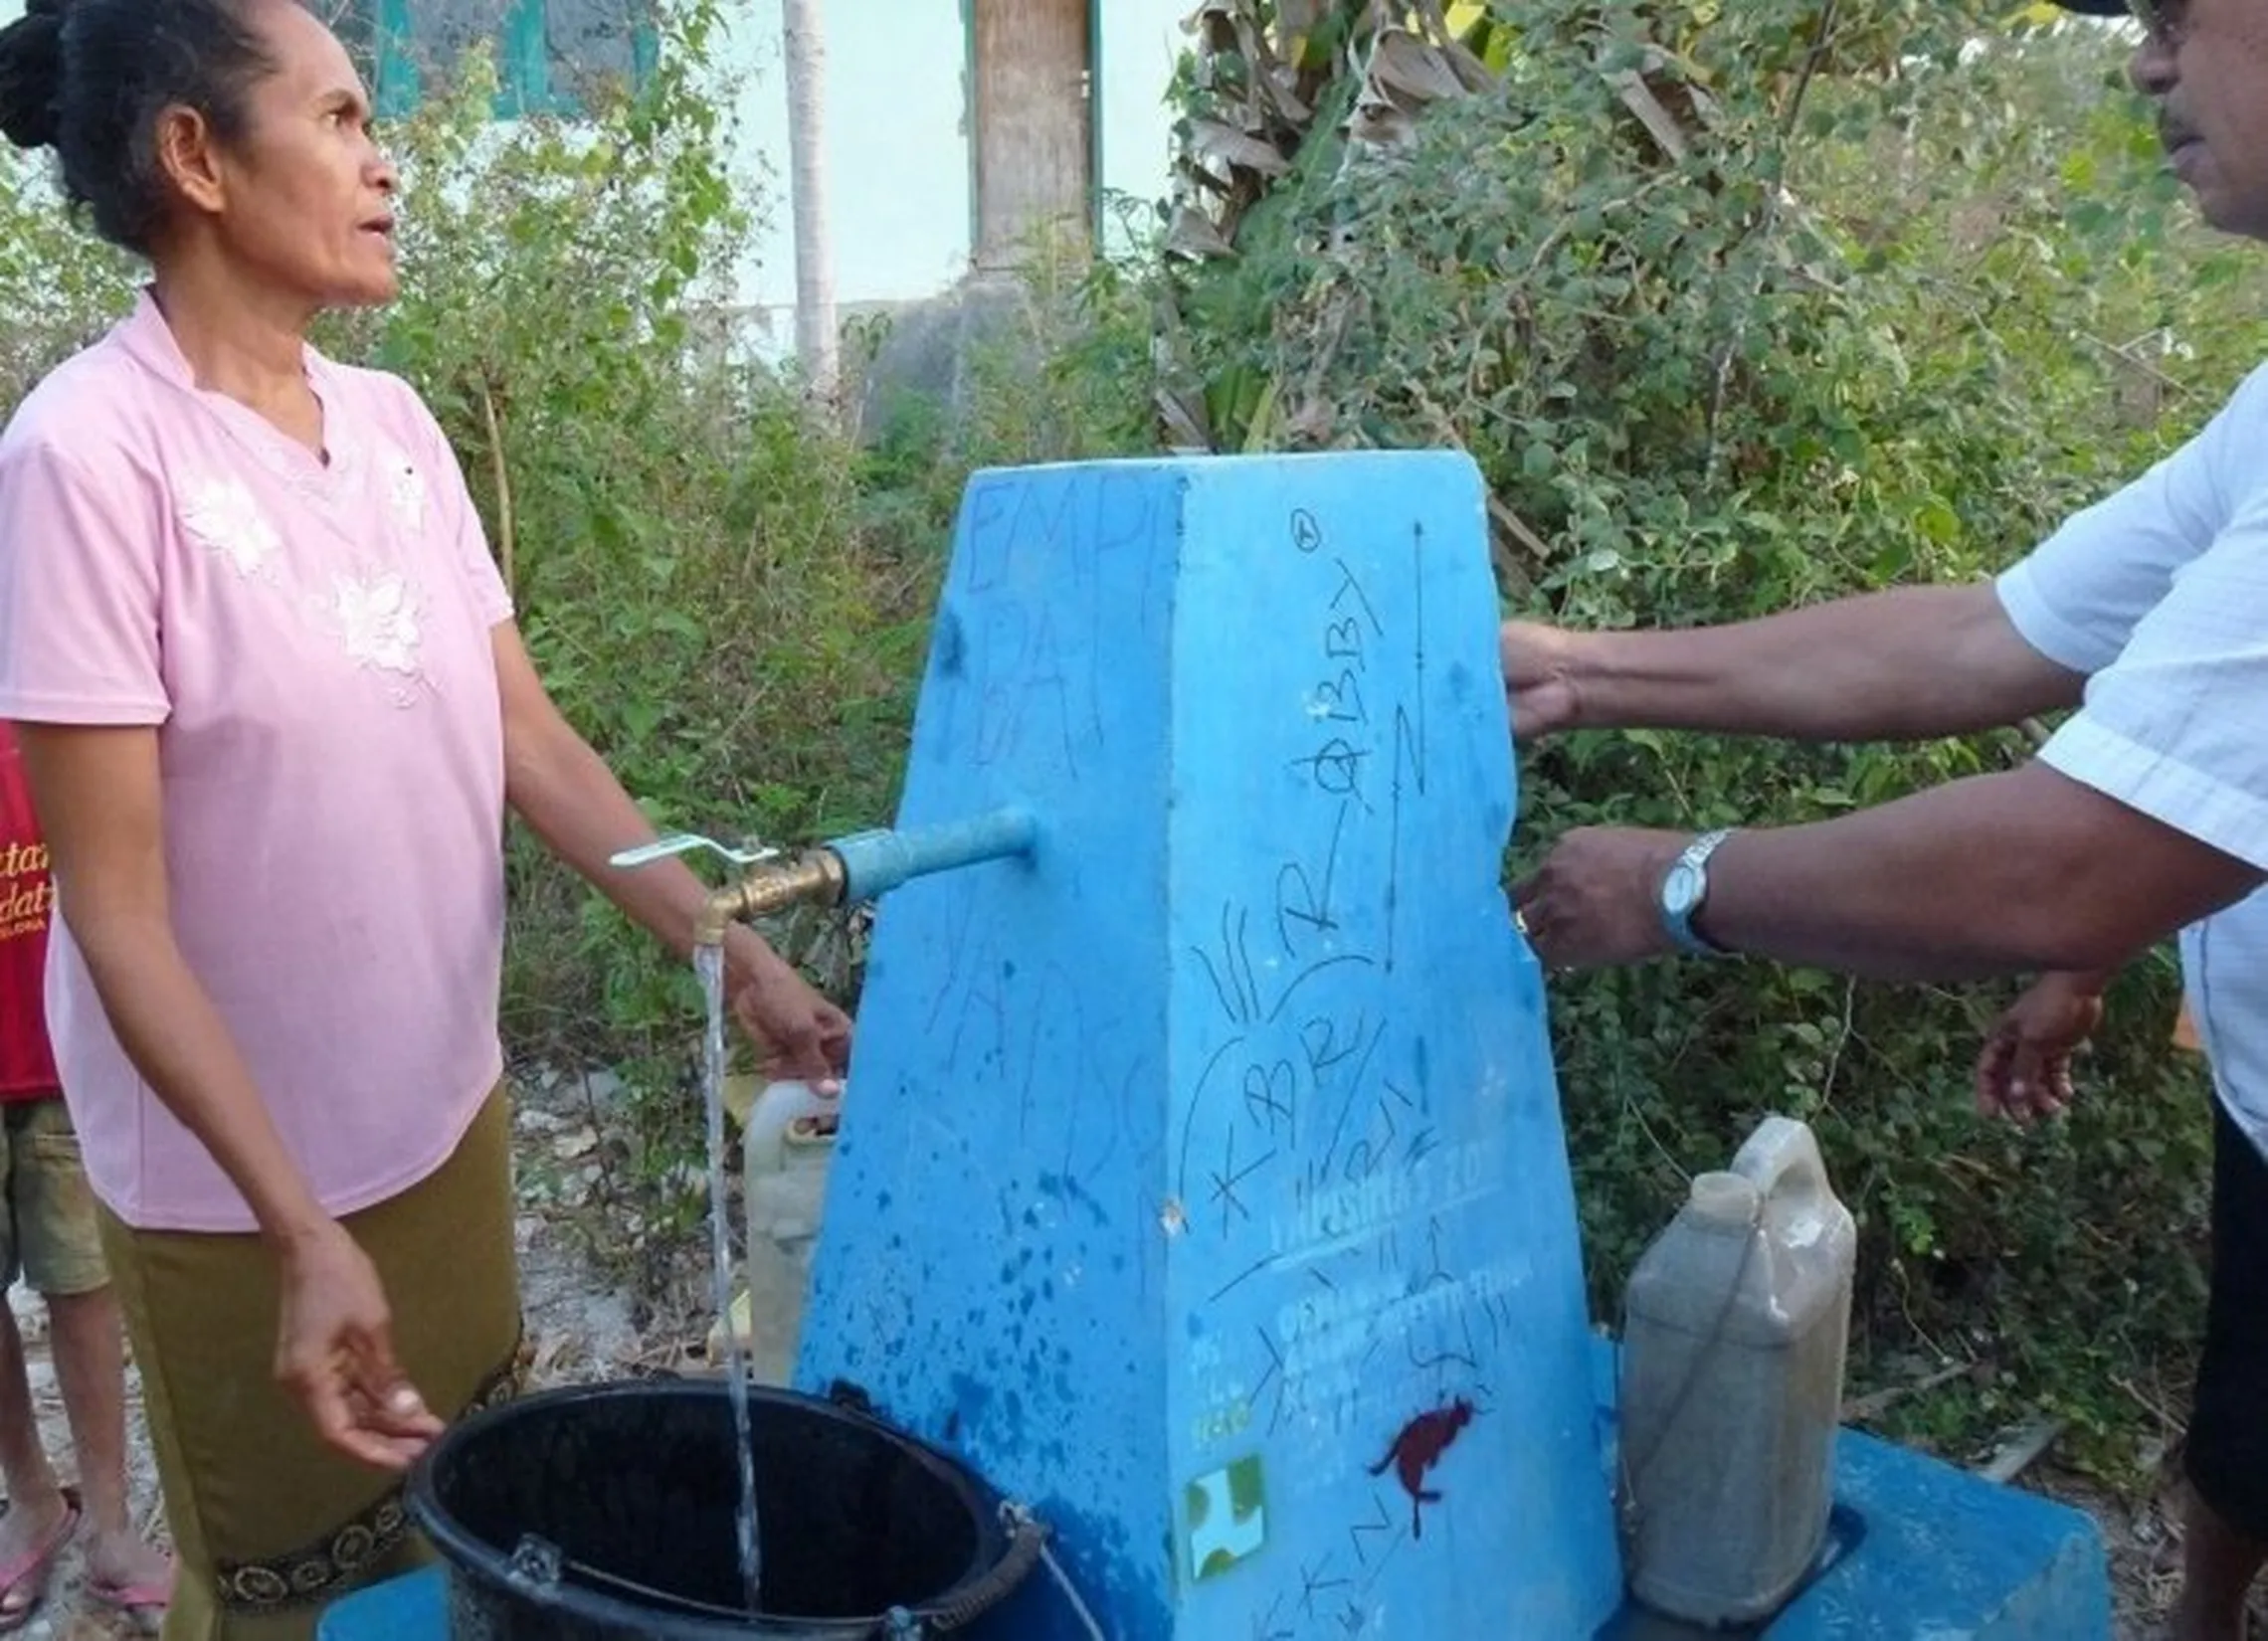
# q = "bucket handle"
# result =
<box><xmin>507</xmin><ymin>1534</ymin><xmax>564</xmax><ymax>1591</ymax></box>
<box><xmin>506</xmin><ymin>1535</ymin><xmax>769</xmax><ymax>1627</ymax></box>
<box><xmin>827</xmin><ymin>1378</ymin><xmax>880</xmax><ymax>1420</ymax></box>
<box><xmin>496</xmin><ymin>1505</ymin><xmax>1050</xmax><ymax>1637</ymax></box>
<box><xmin>817</xmin><ymin>1387</ymin><xmax>1054</xmax><ymax>1638</ymax></box>
<box><xmin>919</xmin><ymin>1503</ymin><xmax>1050</xmax><ymax>1633</ymax></box>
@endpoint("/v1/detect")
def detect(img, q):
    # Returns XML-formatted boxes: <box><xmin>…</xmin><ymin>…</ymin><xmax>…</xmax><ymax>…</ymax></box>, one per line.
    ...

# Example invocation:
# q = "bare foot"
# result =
<box><xmin>85</xmin><ymin>1525</ymin><xmax>172</xmax><ymax>1600</ymax></box>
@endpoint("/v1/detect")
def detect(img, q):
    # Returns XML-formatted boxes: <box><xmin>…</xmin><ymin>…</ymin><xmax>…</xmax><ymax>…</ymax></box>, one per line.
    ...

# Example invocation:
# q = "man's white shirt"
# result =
<box><xmin>1998</xmin><ymin>363</ymin><xmax>2268</xmax><ymax>1160</ymax></box>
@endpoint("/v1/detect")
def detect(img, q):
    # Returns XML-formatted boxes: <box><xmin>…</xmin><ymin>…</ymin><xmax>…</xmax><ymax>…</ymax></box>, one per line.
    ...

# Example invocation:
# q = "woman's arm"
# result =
<box><xmin>489</xmin><ymin>627</ymin><xmax>852</xmax><ymax>1079</ymax></box>
<box><xmin>17</xmin><ymin>723</ymin><xmax>441</xmax><ymax>1469</ymax></box>
<box><xmin>21</xmin><ymin>726</ymin><xmax>324</xmax><ymax>1241</ymax></box>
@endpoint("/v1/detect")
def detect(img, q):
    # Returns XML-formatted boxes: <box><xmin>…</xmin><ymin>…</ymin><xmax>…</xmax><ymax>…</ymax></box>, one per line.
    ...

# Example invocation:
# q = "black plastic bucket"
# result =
<box><xmin>405</xmin><ymin>1379</ymin><xmax>1044</xmax><ymax>1639</ymax></box>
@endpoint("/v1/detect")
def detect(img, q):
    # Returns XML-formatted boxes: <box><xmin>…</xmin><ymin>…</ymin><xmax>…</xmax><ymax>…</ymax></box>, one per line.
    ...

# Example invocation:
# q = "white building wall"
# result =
<box><xmin>720</xmin><ymin>2</ymin><xmax>1184</xmax><ymax>343</ymax></box>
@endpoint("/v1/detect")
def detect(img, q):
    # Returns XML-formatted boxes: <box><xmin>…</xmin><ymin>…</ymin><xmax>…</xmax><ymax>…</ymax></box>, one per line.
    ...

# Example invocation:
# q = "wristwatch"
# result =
<box><xmin>1658</xmin><ymin>828</ymin><xmax>1736</xmax><ymax>957</ymax></box>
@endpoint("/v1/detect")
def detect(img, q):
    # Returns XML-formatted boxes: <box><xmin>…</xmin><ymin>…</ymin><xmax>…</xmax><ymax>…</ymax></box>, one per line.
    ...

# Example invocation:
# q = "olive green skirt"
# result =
<box><xmin>98</xmin><ymin>1087</ymin><xmax>526</xmax><ymax>1641</ymax></box>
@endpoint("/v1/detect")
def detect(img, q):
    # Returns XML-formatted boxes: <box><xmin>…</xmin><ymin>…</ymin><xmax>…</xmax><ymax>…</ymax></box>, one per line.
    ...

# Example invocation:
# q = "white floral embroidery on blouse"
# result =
<box><xmin>330</xmin><ymin>571</ymin><xmax>425</xmax><ymax>678</ymax></box>
<box><xmin>178</xmin><ymin>476</ymin><xmax>282</xmax><ymax>579</ymax></box>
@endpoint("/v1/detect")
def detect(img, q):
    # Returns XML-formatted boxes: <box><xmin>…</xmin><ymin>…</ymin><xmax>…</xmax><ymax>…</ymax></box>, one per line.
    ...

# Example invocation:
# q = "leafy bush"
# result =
<box><xmin>1144</xmin><ymin>0</ymin><xmax>2264</xmax><ymax>1471</ymax></box>
<box><xmin>0</xmin><ymin>157</ymin><xmax>134</xmax><ymax>404</ymax></box>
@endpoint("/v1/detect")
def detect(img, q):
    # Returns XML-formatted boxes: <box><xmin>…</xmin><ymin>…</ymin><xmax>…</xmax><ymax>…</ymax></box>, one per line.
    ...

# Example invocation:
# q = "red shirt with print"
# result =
<box><xmin>0</xmin><ymin>723</ymin><xmax>59</xmax><ymax>1100</ymax></box>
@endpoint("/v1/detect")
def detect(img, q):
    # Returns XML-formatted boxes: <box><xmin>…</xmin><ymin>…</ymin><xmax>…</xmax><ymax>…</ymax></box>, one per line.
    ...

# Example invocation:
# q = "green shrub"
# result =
<box><xmin>1138</xmin><ymin>0</ymin><xmax>2260</xmax><ymax>1472</ymax></box>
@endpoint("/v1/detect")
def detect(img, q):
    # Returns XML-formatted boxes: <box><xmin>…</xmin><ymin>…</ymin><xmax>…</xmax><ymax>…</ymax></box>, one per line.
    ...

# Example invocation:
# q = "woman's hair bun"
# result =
<box><xmin>0</xmin><ymin>0</ymin><xmax>67</xmax><ymax>152</ymax></box>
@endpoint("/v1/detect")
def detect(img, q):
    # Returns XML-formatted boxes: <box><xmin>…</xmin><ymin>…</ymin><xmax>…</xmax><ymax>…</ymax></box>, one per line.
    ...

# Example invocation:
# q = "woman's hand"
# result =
<box><xmin>724</xmin><ymin>926</ymin><xmax>852</xmax><ymax>1086</ymax></box>
<box><xmin>274</xmin><ymin>1218</ymin><xmax>443</xmax><ymax>1471</ymax></box>
<box><xmin>489</xmin><ymin>627</ymin><xmax>856</xmax><ymax>1086</ymax></box>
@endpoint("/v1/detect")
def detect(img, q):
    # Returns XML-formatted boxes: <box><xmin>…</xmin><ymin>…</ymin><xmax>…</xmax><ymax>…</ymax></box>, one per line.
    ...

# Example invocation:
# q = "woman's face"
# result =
<box><xmin>164</xmin><ymin>1</ymin><xmax>400</xmax><ymax>308</ymax></box>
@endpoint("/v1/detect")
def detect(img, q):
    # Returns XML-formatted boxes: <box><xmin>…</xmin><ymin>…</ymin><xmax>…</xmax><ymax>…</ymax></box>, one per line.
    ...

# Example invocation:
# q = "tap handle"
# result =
<box><xmin>608</xmin><ymin>832</ymin><xmax>782</xmax><ymax>871</ymax></box>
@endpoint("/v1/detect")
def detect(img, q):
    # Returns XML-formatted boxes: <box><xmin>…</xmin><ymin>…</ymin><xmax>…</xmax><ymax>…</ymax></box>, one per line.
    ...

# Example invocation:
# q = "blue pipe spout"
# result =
<box><xmin>830</xmin><ymin>806</ymin><xmax>1037</xmax><ymax>905</ymax></box>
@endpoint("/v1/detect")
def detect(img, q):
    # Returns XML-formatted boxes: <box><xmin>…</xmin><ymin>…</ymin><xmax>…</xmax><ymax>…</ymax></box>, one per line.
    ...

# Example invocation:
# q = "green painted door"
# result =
<box><xmin>358</xmin><ymin>0</ymin><xmax>654</xmax><ymax>121</ymax></box>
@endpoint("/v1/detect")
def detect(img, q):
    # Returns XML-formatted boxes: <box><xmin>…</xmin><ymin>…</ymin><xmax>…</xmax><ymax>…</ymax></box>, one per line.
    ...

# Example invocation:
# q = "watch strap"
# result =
<box><xmin>1661</xmin><ymin>827</ymin><xmax>1736</xmax><ymax>957</ymax></box>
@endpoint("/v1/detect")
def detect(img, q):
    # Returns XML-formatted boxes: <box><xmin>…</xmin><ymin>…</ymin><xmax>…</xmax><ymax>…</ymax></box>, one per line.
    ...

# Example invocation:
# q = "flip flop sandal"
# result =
<box><xmin>0</xmin><ymin>1486</ymin><xmax>82</xmax><ymax>1635</ymax></box>
<box><xmin>87</xmin><ymin>1562</ymin><xmax>173</xmax><ymax>1635</ymax></box>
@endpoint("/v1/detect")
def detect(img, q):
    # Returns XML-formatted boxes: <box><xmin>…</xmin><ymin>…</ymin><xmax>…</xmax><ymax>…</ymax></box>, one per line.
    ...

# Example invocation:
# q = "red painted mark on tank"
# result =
<box><xmin>1367</xmin><ymin>1398</ymin><xmax>1475</xmax><ymax>1540</ymax></box>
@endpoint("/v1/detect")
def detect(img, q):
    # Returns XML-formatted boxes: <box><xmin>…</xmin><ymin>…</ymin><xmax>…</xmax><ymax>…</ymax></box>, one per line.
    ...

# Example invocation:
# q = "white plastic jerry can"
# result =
<box><xmin>1618</xmin><ymin>1114</ymin><xmax>1859</xmax><ymax>1626</ymax></box>
<box><xmin>740</xmin><ymin>1078</ymin><xmax>840</xmax><ymax>1387</ymax></box>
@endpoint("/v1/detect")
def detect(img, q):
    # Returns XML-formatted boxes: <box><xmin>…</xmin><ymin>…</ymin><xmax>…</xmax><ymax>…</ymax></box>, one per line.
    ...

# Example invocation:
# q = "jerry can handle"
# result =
<box><xmin>1729</xmin><ymin>1114</ymin><xmax>1828</xmax><ymax>1209</ymax></box>
<box><xmin>745</xmin><ymin>1079</ymin><xmax>842</xmax><ymax>1174</ymax></box>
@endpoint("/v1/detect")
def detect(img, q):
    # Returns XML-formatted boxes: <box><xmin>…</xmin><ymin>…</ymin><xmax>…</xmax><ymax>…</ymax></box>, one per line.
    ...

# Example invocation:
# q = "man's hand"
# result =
<box><xmin>1512</xmin><ymin>826</ymin><xmax>1691</xmax><ymax>970</ymax></box>
<box><xmin>1974</xmin><ymin>972</ymin><xmax>2106</xmax><ymax>1125</ymax></box>
<box><xmin>274</xmin><ymin>1218</ymin><xmax>443</xmax><ymax>1471</ymax></box>
<box><xmin>1499</xmin><ymin>620</ymin><xmax>1588</xmax><ymax>740</ymax></box>
<box><xmin>724</xmin><ymin>926</ymin><xmax>852</xmax><ymax>1087</ymax></box>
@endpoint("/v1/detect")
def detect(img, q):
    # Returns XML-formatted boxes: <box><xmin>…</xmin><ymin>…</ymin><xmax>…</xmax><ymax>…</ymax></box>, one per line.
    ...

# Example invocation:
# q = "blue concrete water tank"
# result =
<box><xmin>797</xmin><ymin>453</ymin><xmax>1623</xmax><ymax>1638</ymax></box>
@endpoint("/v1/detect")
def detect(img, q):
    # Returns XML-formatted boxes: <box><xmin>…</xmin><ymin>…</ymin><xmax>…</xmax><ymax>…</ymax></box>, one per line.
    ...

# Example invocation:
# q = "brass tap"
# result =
<box><xmin>692</xmin><ymin>848</ymin><xmax>849</xmax><ymax>948</ymax></box>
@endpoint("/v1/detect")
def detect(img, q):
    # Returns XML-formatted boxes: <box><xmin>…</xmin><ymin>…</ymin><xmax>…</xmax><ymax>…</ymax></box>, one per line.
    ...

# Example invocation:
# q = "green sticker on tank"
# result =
<box><xmin>1185</xmin><ymin>1454</ymin><xmax>1267</xmax><ymax>1581</ymax></box>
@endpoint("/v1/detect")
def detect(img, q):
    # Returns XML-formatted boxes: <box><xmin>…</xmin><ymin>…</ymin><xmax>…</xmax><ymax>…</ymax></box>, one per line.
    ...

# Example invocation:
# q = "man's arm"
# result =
<box><xmin>1515</xmin><ymin>763</ymin><xmax>2257</xmax><ymax>981</ymax></box>
<box><xmin>1699</xmin><ymin>766</ymin><xmax>2252</xmax><ymax>976</ymax></box>
<box><xmin>1504</xmin><ymin>584</ymin><xmax>2084</xmax><ymax>743</ymax></box>
<box><xmin>1507</xmin><ymin>398</ymin><xmax>2247</xmax><ymax>744</ymax></box>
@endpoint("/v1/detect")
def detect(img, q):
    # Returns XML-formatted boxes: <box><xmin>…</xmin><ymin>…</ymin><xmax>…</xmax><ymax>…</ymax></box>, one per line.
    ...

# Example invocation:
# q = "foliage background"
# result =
<box><xmin>1</xmin><ymin>0</ymin><xmax>2256</xmax><ymax>1477</ymax></box>
<box><xmin>1150</xmin><ymin>0</ymin><xmax>2261</xmax><ymax>1472</ymax></box>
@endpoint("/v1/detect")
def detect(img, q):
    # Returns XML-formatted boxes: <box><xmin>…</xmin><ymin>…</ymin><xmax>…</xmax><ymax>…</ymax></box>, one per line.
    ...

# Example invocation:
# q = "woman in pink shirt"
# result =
<box><xmin>0</xmin><ymin>2</ymin><xmax>852</xmax><ymax>1635</ymax></box>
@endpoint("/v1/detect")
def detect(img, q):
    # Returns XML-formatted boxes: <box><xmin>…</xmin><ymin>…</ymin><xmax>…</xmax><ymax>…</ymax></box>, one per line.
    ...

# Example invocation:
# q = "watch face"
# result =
<box><xmin>1662</xmin><ymin>863</ymin><xmax>1701</xmax><ymax>918</ymax></box>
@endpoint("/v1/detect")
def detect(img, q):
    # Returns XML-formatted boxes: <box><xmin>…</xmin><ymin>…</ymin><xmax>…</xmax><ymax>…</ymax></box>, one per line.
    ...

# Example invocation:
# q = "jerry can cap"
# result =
<box><xmin>1688</xmin><ymin>1170</ymin><xmax>1762</xmax><ymax>1226</ymax></box>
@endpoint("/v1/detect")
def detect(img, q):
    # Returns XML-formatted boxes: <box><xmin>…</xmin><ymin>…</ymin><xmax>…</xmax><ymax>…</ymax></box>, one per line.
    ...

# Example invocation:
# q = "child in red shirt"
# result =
<box><xmin>0</xmin><ymin>722</ymin><xmax>170</xmax><ymax>1627</ymax></box>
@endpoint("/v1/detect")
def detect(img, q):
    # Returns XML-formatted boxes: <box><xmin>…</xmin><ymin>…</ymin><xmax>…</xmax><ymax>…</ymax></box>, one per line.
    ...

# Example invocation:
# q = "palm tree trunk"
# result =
<box><xmin>781</xmin><ymin>0</ymin><xmax>839</xmax><ymax>403</ymax></box>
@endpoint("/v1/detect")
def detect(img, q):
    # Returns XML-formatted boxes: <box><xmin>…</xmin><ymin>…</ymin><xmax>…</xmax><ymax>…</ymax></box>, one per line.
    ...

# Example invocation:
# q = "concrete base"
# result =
<box><xmin>1758</xmin><ymin>1427</ymin><xmax>2111</xmax><ymax>1640</ymax></box>
<box><xmin>317</xmin><ymin>1419</ymin><xmax>2112</xmax><ymax>1641</ymax></box>
<box><xmin>1596</xmin><ymin>1431</ymin><xmax>2111</xmax><ymax>1641</ymax></box>
<box><xmin>1584</xmin><ymin>1331</ymin><xmax>2110</xmax><ymax>1641</ymax></box>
